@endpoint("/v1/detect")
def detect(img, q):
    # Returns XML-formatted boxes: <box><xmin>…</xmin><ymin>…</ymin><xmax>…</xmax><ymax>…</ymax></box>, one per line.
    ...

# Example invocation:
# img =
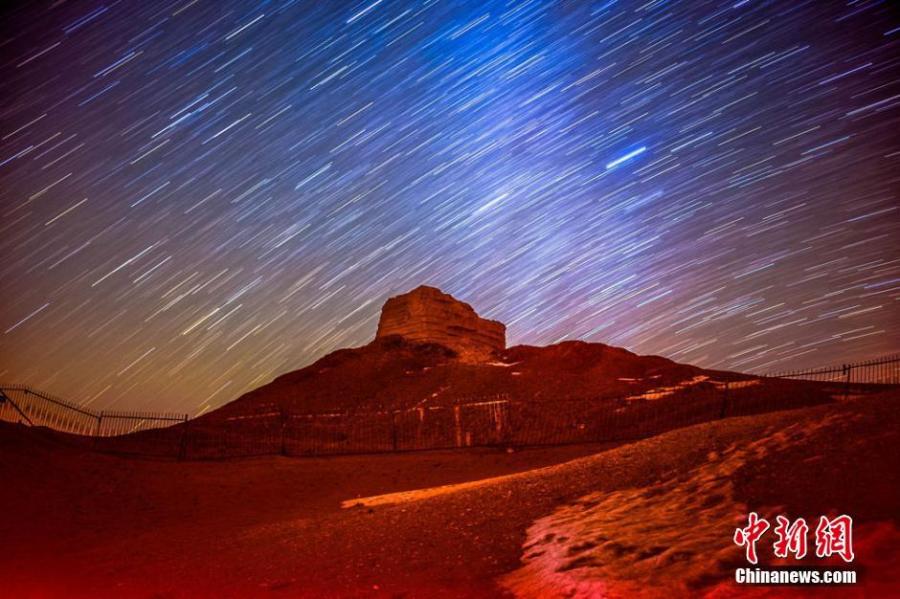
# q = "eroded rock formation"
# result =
<box><xmin>375</xmin><ymin>286</ymin><xmax>505</xmax><ymax>362</ymax></box>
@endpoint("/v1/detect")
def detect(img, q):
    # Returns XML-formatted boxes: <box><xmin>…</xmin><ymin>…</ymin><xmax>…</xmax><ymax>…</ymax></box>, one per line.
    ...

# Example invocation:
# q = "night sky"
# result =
<box><xmin>1</xmin><ymin>0</ymin><xmax>898</xmax><ymax>415</ymax></box>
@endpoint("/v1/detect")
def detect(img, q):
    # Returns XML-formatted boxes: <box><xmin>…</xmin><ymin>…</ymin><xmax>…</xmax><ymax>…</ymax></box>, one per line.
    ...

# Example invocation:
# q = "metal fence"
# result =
<box><xmin>1</xmin><ymin>354</ymin><xmax>897</xmax><ymax>460</ymax></box>
<box><xmin>0</xmin><ymin>385</ymin><xmax>187</xmax><ymax>437</ymax></box>
<box><xmin>766</xmin><ymin>354</ymin><xmax>900</xmax><ymax>385</ymax></box>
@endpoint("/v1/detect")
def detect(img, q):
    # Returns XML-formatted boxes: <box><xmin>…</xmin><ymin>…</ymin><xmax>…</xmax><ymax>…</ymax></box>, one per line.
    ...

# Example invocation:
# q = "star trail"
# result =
<box><xmin>1</xmin><ymin>0</ymin><xmax>898</xmax><ymax>414</ymax></box>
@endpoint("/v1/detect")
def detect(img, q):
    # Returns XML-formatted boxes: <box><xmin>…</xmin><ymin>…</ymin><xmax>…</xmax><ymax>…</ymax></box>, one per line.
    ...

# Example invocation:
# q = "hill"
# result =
<box><xmin>206</xmin><ymin>336</ymin><xmax>726</xmax><ymax>418</ymax></box>
<box><xmin>202</xmin><ymin>286</ymin><xmax>803</xmax><ymax>423</ymax></box>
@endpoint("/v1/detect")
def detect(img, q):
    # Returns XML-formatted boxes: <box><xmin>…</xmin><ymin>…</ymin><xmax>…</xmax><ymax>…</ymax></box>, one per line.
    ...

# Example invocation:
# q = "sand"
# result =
<box><xmin>2</xmin><ymin>392</ymin><xmax>897</xmax><ymax>598</ymax></box>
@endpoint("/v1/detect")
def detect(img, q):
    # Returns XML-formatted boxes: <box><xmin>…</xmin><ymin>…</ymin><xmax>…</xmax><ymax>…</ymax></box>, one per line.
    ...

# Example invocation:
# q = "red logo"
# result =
<box><xmin>734</xmin><ymin>513</ymin><xmax>854</xmax><ymax>563</ymax></box>
<box><xmin>814</xmin><ymin>515</ymin><xmax>855</xmax><ymax>563</ymax></box>
<box><xmin>733</xmin><ymin>511</ymin><xmax>770</xmax><ymax>564</ymax></box>
<box><xmin>773</xmin><ymin>516</ymin><xmax>809</xmax><ymax>559</ymax></box>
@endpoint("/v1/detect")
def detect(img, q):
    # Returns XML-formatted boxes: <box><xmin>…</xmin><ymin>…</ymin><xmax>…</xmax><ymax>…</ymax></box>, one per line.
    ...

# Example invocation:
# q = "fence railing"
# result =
<box><xmin>1</xmin><ymin>354</ymin><xmax>897</xmax><ymax>460</ymax></box>
<box><xmin>765</xmin><ymin>354</ymin><xmax>900</xmax><ymax>385</ymax></box>
<box><xmin>0</xmin><ymin>385</ymin><xmax>187</xmax><ymax>437</ymax></box>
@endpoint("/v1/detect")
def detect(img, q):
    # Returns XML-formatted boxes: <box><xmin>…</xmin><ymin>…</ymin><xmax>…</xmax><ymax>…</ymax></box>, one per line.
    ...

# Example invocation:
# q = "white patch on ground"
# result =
<box><xmin>342</xmin><ymin>478</ymin><xmax>496</xmax><ymax>509</ymax></box>
<box><xmin>626</xmin><ymin>375</ymin><xmax>711</xmax><ymax>400</ymax></box>
<box><xmin>719</xmin><ymin>379</ymin><xmax>761</xmax><ymax>390</ymax></box>
<box><xmin>341</xmin><ymin>444</ymin><xmax>613</xmax><ymax>510</ymax></box>
<box><xmin>628</xmin><ymin>377</ymin><xmax>761</xmax><ymax>401</ymax></box>
<box><xmin>341</xmin><ymin>465</ymin><xmax>552</xmax><ymax>509</ymax></box>
<box><xmin>226</xmin><ymin>412</ymin><xmax>280</xmax><ymax>421</ymax></box>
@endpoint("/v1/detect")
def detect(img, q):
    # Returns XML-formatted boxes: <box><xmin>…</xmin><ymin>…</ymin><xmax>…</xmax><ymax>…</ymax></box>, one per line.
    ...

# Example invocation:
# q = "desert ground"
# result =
<box><xmin>2</xmin><ymin>392</ymin><xmax>898</xmax><ymax>598</ymax></box>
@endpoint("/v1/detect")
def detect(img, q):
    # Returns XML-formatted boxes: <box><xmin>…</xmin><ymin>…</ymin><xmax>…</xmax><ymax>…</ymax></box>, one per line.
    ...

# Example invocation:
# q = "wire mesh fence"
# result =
<box><xmin>1</xmin><ymin>354</ymin><xmax>897</xmax><ymax>460</ymax></box>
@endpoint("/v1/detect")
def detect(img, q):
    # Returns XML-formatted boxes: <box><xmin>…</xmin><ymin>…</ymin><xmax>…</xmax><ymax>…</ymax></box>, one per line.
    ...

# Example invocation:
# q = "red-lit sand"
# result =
<box><xmin>2</xmin><ymin>392</ymin><xmax>897</xmax><ymax>598</ymax></box>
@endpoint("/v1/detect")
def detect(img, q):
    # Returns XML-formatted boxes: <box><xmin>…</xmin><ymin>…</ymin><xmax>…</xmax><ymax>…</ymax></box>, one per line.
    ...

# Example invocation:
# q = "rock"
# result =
<box><xmin>375</xmin><ymin>286</ymin><xmax>505</xmax><ymax>363</ymax></box>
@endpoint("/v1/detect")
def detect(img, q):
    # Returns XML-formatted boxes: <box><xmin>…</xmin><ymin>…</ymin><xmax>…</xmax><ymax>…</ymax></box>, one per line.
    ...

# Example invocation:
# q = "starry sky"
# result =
<box><xmin>1</xmin><ymin>0</ymin><xmax>898</xmax><ymax>415</ymax></box>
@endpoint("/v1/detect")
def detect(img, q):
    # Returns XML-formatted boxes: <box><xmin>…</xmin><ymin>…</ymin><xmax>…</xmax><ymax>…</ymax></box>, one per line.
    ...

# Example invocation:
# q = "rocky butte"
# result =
<box><xmin>375</xmin><ymin>285</ymin><xmax>506</xmax><ymax>363</ymax></box>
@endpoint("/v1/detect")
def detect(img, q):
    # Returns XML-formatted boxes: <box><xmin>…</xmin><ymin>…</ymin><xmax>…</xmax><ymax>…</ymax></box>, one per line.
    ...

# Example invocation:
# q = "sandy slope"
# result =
<box><xmin>2</xmin><ymin>393</ymin><xmax>898</xmax><ymax>598</ymax></box>
<box><xmin>499</xmin><ymin>407</ymin><xmax>900</xmax><ymax>598</ymax></box>
<box><xmin>205</xmin><ymin>337</ymin><xmax>740</xmax><ymax>417</ymax></box>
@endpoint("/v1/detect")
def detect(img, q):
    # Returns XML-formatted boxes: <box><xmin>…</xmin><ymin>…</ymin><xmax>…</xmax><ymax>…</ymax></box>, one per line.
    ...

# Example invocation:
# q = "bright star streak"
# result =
<box><xmin>606</xmin><ymin>147</ymin><xmax>647</xmax><ymax>170</ymax></box>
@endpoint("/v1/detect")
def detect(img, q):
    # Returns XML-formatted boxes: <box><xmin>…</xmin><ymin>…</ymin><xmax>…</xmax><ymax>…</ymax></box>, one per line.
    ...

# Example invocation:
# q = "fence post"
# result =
<box><xmin>842</xmin><ymin>364</ymin><xmax>851</xmax><ymax>400</ymax></box>
<box><xmin>501</xmin><ymin>400</ymin><xmax>512</xmax><ymax>447</ymax></box>
<box><xmin>390</xmin><ymin>410</ymin><xmax>398</xmax><ymax>451</ymax></box>
<box><xmin>454</xmin><ymin>405</ymin><xmax>462</xmax><ymax>448</ymax></box>
<box><xmin>93</xmin><ymin>411</ymin><xmax>104</xmax><ymax>450</ymax></box>
<box><xmin>719</xmin><ymin>381</ymin><xmax>730</xmax><ymax>419</ymax></box>
<box><xmin>178</xmin><ymin>417</ymin><xmax>189</xmax><ymax>461</ymax></box>
<box><xmin>280</xmin><ymin>406</ymin><xmax>287</xmax><ymax>456</ymax></box>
